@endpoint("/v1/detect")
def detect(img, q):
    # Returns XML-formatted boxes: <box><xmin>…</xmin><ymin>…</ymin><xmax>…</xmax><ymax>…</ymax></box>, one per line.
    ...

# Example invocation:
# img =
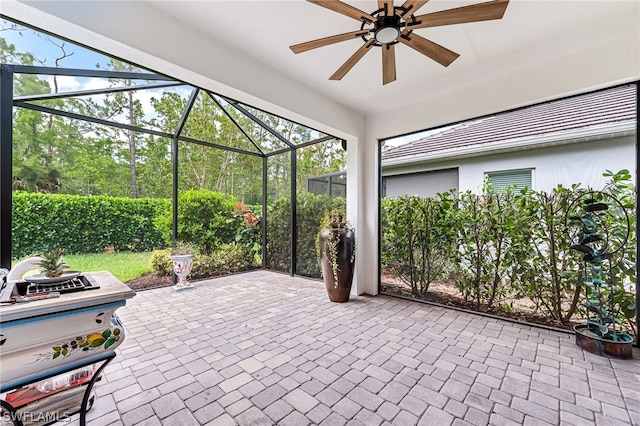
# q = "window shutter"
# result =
<box><xmin>486</xmin><ymin>169</ymin><xmax>532</xmax><ymax>192</ymax></box>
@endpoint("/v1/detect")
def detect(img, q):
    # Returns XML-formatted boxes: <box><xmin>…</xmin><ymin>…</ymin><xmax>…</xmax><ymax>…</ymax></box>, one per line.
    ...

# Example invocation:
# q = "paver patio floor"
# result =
<box><xmin>76</xmin><ymin>271</ymin><xmax>640</xmax><ymax>425</ymax></box>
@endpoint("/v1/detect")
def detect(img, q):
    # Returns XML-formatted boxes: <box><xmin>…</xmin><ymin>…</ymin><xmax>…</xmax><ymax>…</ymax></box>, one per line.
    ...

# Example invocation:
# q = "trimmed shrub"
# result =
<box><xmin>149</xmin><ymin>249</ymin><xmax>172</xmax><ymax>275</ymax></box>
<box><xmin>380</xmin><ymin>170</ymin><xmax>636</xmax><ymax>337</ymax></box>
<box><xmin>12</xmin><ymin>191</ymin><xmax>168</xmax><ymax>258</ymax></box>
<box><xmin>233</xmin><ymin>202</ymin><xmax>262</xmax><ymax>265</ymax></box>
<box><xmin>455</xmin><ymin>184</ymin><xmax>531</xmax><ymax>310</ymax></box>
<box><xmin>265</xmin><ymin>197</ymin><xmax>292</xmax><ymax>273</ymax></box>
<box><xmin>516</xmin><ymin>184</ymin><xmax>582</xmax><ymax>322</ymax></box>
<box><xmin>156</xmin><ymin>189</ymin><xmax>243</xmax><ymax>254</ymax></box>
<box><xmin>265</xmin><ymin>193</ymin><xmax>346</xmax><ymax>277</ymax></box>
<box><xmin>150</xmin><ymin>243</ymin><xmax>256</xmax><ymax>279</ymax></box>
<box><xmin>382</xmin><ymin>192</ymin><xmax>458</xmax><ymax>297</ymax></box>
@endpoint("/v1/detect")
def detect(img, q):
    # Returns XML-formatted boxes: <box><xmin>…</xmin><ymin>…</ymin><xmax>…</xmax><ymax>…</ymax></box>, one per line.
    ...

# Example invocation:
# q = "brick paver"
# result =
<box><xmin>69</xmin><ymin>271</ymin><xmax>639</xmax><ymax>425</ymax></box>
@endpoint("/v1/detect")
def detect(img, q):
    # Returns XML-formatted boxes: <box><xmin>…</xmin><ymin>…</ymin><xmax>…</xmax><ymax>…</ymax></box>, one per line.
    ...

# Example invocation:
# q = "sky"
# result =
<box><xmin>383</xmin><ymin>124</ymin><xmax>460</xmax><ymax>149</ymax></box>
<box><xmin>1</xmin><ymin>18</ymin><xmax>110</xmax><ymax>71</ymax></box>
<box><xmin>1</xmin><ymin>17</ymin><xmax>195</xmax><ymax>125</ymax></box>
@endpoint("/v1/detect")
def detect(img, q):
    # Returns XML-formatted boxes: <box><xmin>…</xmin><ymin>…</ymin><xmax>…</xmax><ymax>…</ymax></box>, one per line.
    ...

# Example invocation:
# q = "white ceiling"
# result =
<box><xmin>144</xmin><ymin>0</ymin><xmax>640</xmax><ymax>116</ymax></box>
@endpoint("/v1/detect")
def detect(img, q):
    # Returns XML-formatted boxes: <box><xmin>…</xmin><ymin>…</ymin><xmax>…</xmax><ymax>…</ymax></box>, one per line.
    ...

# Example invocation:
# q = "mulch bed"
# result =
<box><xmin>381</xmin><ymin>282</ymin><xmax>577</xmax><ymax>332</ymax></box>
<box><xmin>126</xmin><ymin>272</ymin><xmax>173</xmax><ymax>291</ymax></box>
<box><xmin>125</xmin><ymin>266</ymin><xmax>261</xmax><ymax>292</ymax></box>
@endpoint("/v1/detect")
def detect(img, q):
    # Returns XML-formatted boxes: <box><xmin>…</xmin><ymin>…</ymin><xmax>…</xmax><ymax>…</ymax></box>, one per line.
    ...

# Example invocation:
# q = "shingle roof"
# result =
<box><xmin>382</xmin><ymin>85</ymin><xmax>637</xmax><ymax>162</ymax></box>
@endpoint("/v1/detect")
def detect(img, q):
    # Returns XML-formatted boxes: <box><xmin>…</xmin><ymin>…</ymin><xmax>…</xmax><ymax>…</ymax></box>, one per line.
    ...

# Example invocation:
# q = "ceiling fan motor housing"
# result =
<box><xmin>375</xmin><ymin>15</ymin><xmax>401</xmax><ymax>44</ymax></box>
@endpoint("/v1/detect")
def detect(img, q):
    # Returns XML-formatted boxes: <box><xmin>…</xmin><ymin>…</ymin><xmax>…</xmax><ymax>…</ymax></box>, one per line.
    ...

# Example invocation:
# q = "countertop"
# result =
<box><xmin>0</xmin><ymin>271</ymin><xmax>135</xmax><ymax>323</ymax></box>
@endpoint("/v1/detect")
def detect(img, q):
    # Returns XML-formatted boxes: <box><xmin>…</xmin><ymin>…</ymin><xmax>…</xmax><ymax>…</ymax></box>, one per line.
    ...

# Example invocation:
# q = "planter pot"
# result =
<box><xmin>169</xmin><ymin>254</ymin><xmax>195</xmax><ymax>291</ymax></box>
<box><xmin>319</xmin><ymin>226</ymin><xmax>355</xmax><ymax>303</ymax></box>
<box><xmin>574</xmin><ymin>323</ymin><xmax>633</xmax><ymax>359</ymax></box>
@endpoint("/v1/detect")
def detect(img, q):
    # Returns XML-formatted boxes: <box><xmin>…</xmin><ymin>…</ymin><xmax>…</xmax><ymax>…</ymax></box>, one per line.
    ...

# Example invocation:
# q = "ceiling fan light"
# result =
<box><xmin>374</xmin><ymin>14</ymin><xmax>401</xmax><ymax>43</ymax></box>
<box><xmin>375</xmin><ymin>26</ymin><xmax>400</xmax><ymax>43</ymax></box>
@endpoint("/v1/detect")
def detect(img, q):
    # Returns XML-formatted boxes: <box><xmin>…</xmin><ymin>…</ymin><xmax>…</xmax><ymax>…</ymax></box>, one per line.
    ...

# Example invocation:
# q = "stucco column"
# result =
<box><xmin>347</xmin><ymin>132</ymin><xmax>379</xmax><ymax>296</ymax></box>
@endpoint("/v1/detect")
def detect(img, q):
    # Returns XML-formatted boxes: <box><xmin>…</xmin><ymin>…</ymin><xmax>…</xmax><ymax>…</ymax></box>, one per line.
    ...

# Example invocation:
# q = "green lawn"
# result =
<box><xmin>13</xmin><ymin>251</ymin><xmax>154</xmax><ymax>283</ymax></box>
<box><xmin>63</xmin><ymin>251</ymin><xmax>153</xmax><ymax>283</ymax></box>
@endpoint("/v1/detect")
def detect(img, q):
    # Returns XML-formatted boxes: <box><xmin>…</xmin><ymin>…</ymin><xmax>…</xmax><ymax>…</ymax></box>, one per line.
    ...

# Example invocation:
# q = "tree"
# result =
<box><xmin>100</xmin><ymin>59</ymin><xmax>148</xmax><ymax>198</ymax></box>
<box><xmin>151</xmin><ymin>91</ymin><xmax>224</xmax><ymax>191</ymax></box>
<box><xmin>4</xmin><ymin>35</ymin><xmax>61</xmax><ymax>193</ymax></box>
<box><xmin>4</xmin><ymin>22</ymin><xmax>342</xmax><ymax>203</ymax></box>
<box><xmin>2</xmin><ymin>28</ymin><xmax>98</xmax><ymax>195</ymax></box>
<box><xmin>136</xmin><ymin>135</ymin><xmax>172</xmax><ymax>198</ymax></box>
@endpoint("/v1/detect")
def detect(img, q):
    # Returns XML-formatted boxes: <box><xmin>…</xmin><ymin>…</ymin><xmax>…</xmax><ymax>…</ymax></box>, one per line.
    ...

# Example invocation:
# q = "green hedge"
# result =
<box><xmin>12</xmin><ymin>191</ymin><xmax>168</xmax><ymax>258</ymax></box>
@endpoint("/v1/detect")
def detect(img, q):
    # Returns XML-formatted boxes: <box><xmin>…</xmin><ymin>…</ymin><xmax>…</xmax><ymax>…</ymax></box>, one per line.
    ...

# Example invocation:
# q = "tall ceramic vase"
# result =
<box><xmin>169</xmin><ymin>254</ymin><xmax>195</xmax><ymax>291</ymax></box>
<box><xmin>319</xmin><ymin>225</ymin><xmax>355</xmax><ymax>302</ymax></box>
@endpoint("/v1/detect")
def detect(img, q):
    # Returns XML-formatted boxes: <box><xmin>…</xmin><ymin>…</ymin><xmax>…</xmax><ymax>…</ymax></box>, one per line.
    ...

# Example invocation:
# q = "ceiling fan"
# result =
<box><xmin>290</xmin><ymin>0</ymin><xmax>510</xmax><ymax>85</ymax></box>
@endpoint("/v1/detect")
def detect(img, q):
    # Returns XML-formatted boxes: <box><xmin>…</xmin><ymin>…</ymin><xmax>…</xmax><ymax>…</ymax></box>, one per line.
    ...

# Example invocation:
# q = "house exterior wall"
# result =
<box><xmin>382</xmin><ymin>134</ymin><xmax>635</xmax><ymax>195</ymax></box>
<box><xmin>383</xmin><ymin>168</ymin><xmax>459</xmax><ymax>198</ymax></box>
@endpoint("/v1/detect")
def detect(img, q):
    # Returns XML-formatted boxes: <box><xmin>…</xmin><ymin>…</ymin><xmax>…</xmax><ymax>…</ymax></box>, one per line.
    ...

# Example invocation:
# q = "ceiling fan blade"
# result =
<box><xmin>378</xmin><ymin>0</ymin><xmax>392</xmax><ymax>16</ymax></box>
<box><xmin>382</xmin><ymin>43</ymin><xmax>397</xmax><ymax>85</ymax></box>
<box><xmin>398</xmin><ymin>0</ymin><xmax>430</xmax><ymax>17</ymax></box>
<box><xmin>307</xmin><ymin>0</ymin><xmax>376</xmax><ymax>23</ymax></box>
<box><xmin>398</xmin><ymin>33</ymin><xmax>459</xmax><ymax>67</ymax></box>
<box><xmin>330</xmin><ymin>39</ymin><xmax>376</xmax><ymax>81</ymax></box>
<box><xmin>290</xmin><ymin>30</ymin><xmax>370</xmax><ymax>54</ymax></box>
<box><xmin>408</xmin><ymin>0</ymin><xmax>509</xmax><ymax>30</ymax></box>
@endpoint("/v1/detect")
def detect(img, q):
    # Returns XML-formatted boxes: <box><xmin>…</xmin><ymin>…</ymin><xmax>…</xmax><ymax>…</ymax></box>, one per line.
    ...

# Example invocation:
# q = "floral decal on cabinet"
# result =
<box><xmin>35</xmin><ymin>327</ymin><xmax>121</xmax><ymax>361</ymax></box>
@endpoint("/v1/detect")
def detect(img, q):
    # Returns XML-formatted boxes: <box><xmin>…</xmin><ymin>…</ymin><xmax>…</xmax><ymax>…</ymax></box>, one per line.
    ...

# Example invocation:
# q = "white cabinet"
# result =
<box><xmin>0</xmin><ymin>272</ymin><xmax>135</xmax><ymax>425</ymax></box>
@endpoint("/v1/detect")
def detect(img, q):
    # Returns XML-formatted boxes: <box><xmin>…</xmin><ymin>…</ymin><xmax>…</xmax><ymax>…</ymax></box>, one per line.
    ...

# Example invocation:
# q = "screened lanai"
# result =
<box><xmin>3</xmin><ymin>1</ymin><xmax>639</xmax><ymax>302</ymax></box>
<box><xmin>0</xmin><ymin>60</ymin><xmax>346</xmax><ymax>278</ymax></box>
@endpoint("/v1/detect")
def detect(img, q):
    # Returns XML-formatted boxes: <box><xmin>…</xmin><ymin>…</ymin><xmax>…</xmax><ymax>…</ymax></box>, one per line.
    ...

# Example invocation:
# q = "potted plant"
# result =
<box><xmin>169</xmin><ymin>242</ymin><xmax>197</xmax><ymax>291</ymax></box>
<box><xmin>567</xmin><ymin>190</ymin><xmax>635</xmax><ymax>359</ymax></box>
<box><xmin>36</xmin><ymin>249</ymin><xmax>69</xmax><ymax>278</ymax></box>
<box><xmin>318</xmin><ymin>212</ymin><xmax>355</xmax><ymax>302</ymax></box>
